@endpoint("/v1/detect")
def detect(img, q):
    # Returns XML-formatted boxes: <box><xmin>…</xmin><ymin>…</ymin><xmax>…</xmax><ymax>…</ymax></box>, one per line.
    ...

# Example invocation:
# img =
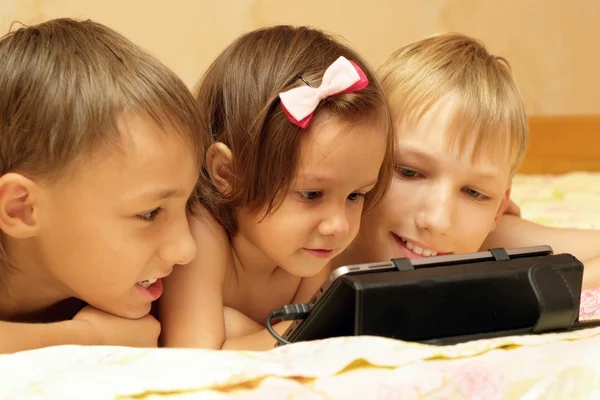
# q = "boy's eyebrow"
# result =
<box><xmin>137</xmin><ymin>188</ymin><xmax>179</xmax><ymax>200</ymax></box>
<box><xmin>396</xmin><ymin>147</ymin><xmax>436</xmax><ymax>162</ymax></box>
<box><xmin>469</xmin><ymin>170</ymin><xmax>505</xmax><ymax>181</ymax></box>
<box><xmin>154</xmin><ymin>189</ymin><xmax>179</xmax><ymax>199</ymax></box>
<box><xmin>397</xmin><ymin>146</ymin><xmax>505</xmax><ymax>181</ymax></box>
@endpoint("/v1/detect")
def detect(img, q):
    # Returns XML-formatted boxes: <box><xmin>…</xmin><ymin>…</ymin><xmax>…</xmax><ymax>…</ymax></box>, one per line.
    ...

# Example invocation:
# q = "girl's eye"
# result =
<box><xmin>347</xmin><ymin>192</ymin><xmax>366</xmax><ymax>203</ymax></box>
<box><xmin>137</xmin><ymin>207</ymin><xmax>162</xmax><ymax>222</ymax></box>
<box><xmin>396</xmin><ymin>167</ymin><xmax>421</xmax><ymax>178</ymax></box>
<box><xmin>463</xmin><ymin>188</ymin><xmax>489</xmax><ymax>200</ymax></box>
<box><xmin>299</xmin><ymin>191</ymin><xmax>323</xmax><ymax>201</ymax></box>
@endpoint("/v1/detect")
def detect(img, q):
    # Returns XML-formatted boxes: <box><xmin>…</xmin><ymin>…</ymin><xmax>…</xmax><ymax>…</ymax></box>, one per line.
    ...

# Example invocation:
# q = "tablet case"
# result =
<box><xmin>282</xmin><ymin>250</ymin><xmax>586</xmax><ymax>345</ymax></box>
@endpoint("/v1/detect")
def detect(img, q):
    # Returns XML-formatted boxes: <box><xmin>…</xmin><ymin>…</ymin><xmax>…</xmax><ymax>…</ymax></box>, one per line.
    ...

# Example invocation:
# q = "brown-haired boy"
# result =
<box><xmin>0</xmin><ymin>18</ymin><xmax>207</xmax><ymax>353</ymax></box>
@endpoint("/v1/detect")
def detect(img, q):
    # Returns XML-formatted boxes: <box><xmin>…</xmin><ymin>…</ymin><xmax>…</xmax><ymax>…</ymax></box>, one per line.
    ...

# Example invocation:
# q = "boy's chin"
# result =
<box><xmin>92</xmin><ymin>299</ymin><xmax>153</xmax><ymax>320</ymax></box>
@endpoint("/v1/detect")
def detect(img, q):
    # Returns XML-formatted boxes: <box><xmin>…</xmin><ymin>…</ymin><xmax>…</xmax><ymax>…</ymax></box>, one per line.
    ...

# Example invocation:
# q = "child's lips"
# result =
<box><xmin>304</xmin><ymin>248</ymin><xmax>335</xmax><ymax>259</ymax></box>
<box><xmin>136</xmin><ymin>278</ymin><xmax>163</xmax><ymax>301</ymax></box>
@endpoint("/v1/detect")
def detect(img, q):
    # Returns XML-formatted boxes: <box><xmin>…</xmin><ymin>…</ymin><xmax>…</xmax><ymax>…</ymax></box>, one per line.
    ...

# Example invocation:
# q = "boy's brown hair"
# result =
<box><xmin>379</xmin><ymin>33</ymin><xmax>528</xmax><ymax>174</ymax></box>
<box><xmin>0</xmin><ymin>18</ymin><xmax>207</xmax><ymax>268</ymax></box>
<box><xmin>195</xmin><ymin>25</ymin><xmax>394</xmax><ymax>235</ymax></box>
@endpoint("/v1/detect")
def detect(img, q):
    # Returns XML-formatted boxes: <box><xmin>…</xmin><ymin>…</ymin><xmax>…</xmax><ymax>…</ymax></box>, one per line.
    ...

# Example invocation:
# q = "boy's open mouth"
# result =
<box><xmin>137</xmin><ymin>278</ymin><xmax>158</xmax><ymax>289</ymax></box>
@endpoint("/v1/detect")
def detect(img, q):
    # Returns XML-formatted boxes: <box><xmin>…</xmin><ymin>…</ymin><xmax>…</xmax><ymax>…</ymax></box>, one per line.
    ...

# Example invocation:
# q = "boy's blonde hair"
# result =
<box><xmin>0</xmin><ymin>19</ymin><xmax>206</xmax><ymax>268</ymax></box>
<box><xmin>379</xmin><ymin>33</ymin><xmax>527</xmax><ymax>173</ymax></box>
<box><xmin>195</xmin><ymin>25</ymin><xmax>394</xmax><ymax>235</ymax></box>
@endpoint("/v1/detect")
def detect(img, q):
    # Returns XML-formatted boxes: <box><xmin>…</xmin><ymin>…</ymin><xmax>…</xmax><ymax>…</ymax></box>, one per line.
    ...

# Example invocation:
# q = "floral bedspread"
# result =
<box><xmin>2</xmin><ymin>172</ymin><xmax>600</xmax><ymax>399</ymax></box>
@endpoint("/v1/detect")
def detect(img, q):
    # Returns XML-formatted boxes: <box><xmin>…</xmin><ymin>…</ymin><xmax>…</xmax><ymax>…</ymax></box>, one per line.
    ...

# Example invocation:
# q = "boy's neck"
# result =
<box><xmin>0</xmin><ymin>237</ymin><xmax>70</xmax><ymax>320</ymax></box>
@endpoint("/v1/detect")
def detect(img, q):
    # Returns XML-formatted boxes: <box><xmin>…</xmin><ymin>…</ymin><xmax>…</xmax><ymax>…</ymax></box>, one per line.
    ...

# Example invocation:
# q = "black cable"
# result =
<box><xmin>266</xmin><ymin>311</ymin><xmax>289</xmax><ymax>345</ymax></box>
<box><xmin>266</xmin><ymin>303</ymin><xmax>311</xmax><ymax>345</ymax></box>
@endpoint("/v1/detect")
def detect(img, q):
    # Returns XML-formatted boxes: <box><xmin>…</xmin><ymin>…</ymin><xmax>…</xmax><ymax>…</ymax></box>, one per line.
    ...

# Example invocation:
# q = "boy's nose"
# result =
<box><xmin>416</xmin><ymin>185</ymin><xmax>453</xmax><ymax>236</ymax></box>
<box><xmin>159</xmin><ymin>221</ymin><xmax>198</xmax><ymax>266</ymax></box>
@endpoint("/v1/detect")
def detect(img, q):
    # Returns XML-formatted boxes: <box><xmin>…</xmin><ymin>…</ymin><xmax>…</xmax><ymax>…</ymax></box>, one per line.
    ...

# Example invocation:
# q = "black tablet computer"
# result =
<box><xmin>278</xmin><ymin>246</ymin><xmax>600</xmax><ymax>346</ymax></box>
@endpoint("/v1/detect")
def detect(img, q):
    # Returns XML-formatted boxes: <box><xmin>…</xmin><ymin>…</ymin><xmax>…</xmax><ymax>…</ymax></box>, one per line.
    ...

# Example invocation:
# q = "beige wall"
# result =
<box><xmin>1</xmin><ymin>0</ymin><xmax>598</xmax><ymax>114</ymax></box>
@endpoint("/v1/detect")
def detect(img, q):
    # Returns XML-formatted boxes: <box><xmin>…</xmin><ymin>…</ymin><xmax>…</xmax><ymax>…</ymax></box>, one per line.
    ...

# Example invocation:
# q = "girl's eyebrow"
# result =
<box><xmin>296</xmin><ymin>173</ymin><xmax>333</xmax><ymax>183</ymax></box>
<box><xmin>297</xmin><ymin>173</ymin><xmax>378</xmax><ymax>190</ymax></box>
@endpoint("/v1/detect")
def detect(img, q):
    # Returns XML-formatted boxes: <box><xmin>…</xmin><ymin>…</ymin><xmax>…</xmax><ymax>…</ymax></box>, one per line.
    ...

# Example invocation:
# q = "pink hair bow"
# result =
<box><xmin>279</xmin><ymin>56</ymin><xmax>369</xmax><ymax>129</ymax></box>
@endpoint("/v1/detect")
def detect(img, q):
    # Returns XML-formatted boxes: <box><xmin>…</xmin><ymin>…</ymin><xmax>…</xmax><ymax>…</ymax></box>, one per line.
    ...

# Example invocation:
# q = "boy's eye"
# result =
<box><xmin>137</xmin><ymin>207</ymin><xmax>163</xmax><ymax>222</ymax></box>
<box><xmin>396</xmin><ymin>167</ymin><xmax>421</xmax><ymax>178</ymax></box>
<box><xmin>299</xmin><ymin>191</ymin><xmax>323</xmax><ymax>201</ymax></box>
<box><xmin>186</xmin><ymin>194</ymin><xmax>198</xmax><ymax>214</ymax></box>
<box><xmin>347</xmin><ymin>192</ymin><xmax>366</xmax><ymax>203</ymax></box>
<box><xmin>463</xmin><ymin>188</ymin><xmax>488</xmax><ymax>200</ymax></box>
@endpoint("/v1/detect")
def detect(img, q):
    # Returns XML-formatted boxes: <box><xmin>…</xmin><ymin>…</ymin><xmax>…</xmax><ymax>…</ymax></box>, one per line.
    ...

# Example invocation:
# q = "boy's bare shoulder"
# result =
<box><xmin>189</xmin><ymin>203</ymin><xmax>229</xmax><ymax>243</ymax></box>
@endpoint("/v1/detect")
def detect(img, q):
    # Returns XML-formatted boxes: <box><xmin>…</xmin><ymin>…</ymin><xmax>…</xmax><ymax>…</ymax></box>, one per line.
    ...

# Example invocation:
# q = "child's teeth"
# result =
<box><xmin>412</xmin><ymin>244</ymin><xmax>424</xmax><ymax>255</ymax></box>
<box><xmin>138</xmin><ymin>278</ymin><xmax>158</xmax><ymax>289</ymax></box>
<box><xmin>402</xmin><ymin>238</ymin><xmax>438</xmax><ymax>257</ymax></box>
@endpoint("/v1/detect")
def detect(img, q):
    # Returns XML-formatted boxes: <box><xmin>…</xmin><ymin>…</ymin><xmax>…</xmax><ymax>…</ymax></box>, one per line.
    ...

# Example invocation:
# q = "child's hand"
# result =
<box><xmin>72</xmin><ymin>305</ymin><xmax>161</xmax><ymax>347</ymax></box>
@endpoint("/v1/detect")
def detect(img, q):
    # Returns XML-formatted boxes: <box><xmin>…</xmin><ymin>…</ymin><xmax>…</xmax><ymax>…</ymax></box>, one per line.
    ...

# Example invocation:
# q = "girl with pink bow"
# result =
<box><xmin>160</xmin><ymin>25</ymin><xmax>394</xmax><ymax>350</ymax></box>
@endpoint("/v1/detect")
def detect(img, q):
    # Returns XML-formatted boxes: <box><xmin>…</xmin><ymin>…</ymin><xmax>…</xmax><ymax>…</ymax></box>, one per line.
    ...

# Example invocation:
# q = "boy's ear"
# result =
<box><xmin>489</xmin><ymin>186</ymin><xmax>512</xmax><ymax>232</ymax></box>
<box><xmin>205</xmin><ymin>142</ymin><xmax>234</xmax><ymax>196</ymax></box>
<box><xmin>0</xmin><ymin>173</ymin><xmax>40</xmax><ymax>239</ymax></box>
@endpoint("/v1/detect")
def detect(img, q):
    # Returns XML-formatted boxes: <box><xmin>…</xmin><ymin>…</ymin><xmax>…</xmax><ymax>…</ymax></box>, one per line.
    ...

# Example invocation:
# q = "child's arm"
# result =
<box><xmin>220</xmin><ymin>306</ymin><xmax>291</xmax><ymax>350</ymax></box>
<box><xmin>0</xmin><ymin>320</ymin><xmax>83</xmax><ymax>354</ymax></box>
<box><xmin>220</xmin><ymin>266</ymin><xmax>332</xmax><ymax>351</ymax></box>
<box><xmin>160</xmin><ymin>206</ymin><xmax>332</xmax><ymax>351</ymax></box>
<box><xmin>580</xmin><ymin>256</ymin><xmax>600</xmax><ymax>289</ymax></box>
<box><xmin>159</xmin><ymin>208</ymin><xmax>286</xmax><ymax>350</ymax></box>
<box><xmin>481</xmin><ymin>214</ymin><xmax>600</xmax><ymax>288</ymax></box>
<box><xmin>159</xmin><ymin>208</ymin><xmax>229</xmax><ymax>349</ymax></box>
<box><xmin>0</xmin><ymin>306</ymin><xmax>160</xmax><ymax>354</ymax></box>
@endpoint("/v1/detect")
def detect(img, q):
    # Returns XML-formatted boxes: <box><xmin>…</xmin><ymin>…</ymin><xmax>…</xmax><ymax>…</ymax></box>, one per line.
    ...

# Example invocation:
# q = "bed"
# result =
<box><xmin>2</xmin><ymin>116</ymin><xmax>600</xmax><ymax>399</ymax></box>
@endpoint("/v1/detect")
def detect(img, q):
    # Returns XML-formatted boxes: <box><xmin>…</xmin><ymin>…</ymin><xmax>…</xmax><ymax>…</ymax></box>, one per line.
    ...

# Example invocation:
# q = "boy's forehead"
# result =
<box><xmin>118</xmin><ymin>114</ymin><xmax>192</xmax><ymax>148</ymax></box>
<box><xmin>396</xmin><ymin>100</ymin><xmax>515</xmax><ymax>172</ymax></box>
<box><xmin>87</xmin><ymin>113</ymin><xmax>196</xmax><ymax>166</ymax></box>
<box><xmin>56</xmin><ymin>114</ymin><xmax>199</xmax><ymax>194</ymax></box>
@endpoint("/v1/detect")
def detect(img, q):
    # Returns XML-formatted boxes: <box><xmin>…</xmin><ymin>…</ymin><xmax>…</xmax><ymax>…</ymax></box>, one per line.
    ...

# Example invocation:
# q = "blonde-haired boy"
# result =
<box><xmin>338</xmin><ymin>33</ymin><xmax>600</xmax><ymax>289</ymax></box>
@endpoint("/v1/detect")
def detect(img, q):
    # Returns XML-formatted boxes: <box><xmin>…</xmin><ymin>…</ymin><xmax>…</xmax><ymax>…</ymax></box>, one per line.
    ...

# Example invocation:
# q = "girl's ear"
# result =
<box><xmin>205</xmin><ymin>142</ymin><xmax>234</xmax><ymax>195</ymax></box>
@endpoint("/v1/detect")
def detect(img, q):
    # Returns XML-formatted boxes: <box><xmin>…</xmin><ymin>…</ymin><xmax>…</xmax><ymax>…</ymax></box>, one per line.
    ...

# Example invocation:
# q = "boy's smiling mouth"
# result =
<box><xmin>391</xmin><ymin>233</ymin><xmax>451</xmax><ymax>258</ymax></box>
